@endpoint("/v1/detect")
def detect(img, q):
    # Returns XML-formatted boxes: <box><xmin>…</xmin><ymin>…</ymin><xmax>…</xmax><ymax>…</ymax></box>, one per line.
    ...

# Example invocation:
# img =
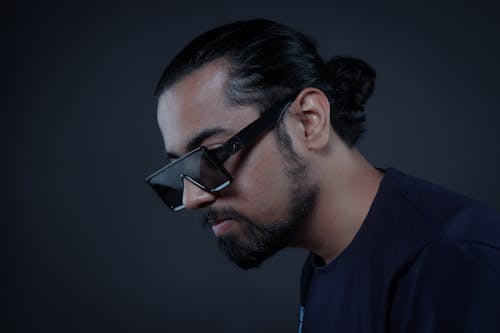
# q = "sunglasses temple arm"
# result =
<box><xmin>217</xmin><ymin>101</ymin><xmax>292</xmax><ymax>162</ymax></box>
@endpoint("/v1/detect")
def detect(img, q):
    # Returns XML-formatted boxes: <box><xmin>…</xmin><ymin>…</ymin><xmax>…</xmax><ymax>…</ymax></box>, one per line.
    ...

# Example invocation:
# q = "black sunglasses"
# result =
<box><xmin>145</xmin><ymin>96</ymin><xmax>294</xmax><ymax>211</ymax></box>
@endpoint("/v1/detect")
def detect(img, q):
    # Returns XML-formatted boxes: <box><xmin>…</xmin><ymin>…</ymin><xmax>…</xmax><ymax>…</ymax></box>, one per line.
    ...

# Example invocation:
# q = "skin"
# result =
<box><xmin>157</xmin><ymin>60</ymin><xmax>383</xmax><ymax>265</ymax></box>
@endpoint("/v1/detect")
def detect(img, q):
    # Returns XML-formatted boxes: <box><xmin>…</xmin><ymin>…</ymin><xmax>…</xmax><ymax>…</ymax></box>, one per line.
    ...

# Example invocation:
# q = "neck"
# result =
<box><xmin>293</xmin><ymin>143</ymin><xmax>383</xmax><ymax>264</ymax></box>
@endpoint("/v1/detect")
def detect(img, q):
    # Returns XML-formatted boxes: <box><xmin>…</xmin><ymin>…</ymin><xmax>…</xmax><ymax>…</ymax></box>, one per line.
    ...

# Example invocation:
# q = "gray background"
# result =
<box><xmin>3</xmin><ymin>0</ymin><xmax>500</xmax><ymax>332</ymax></box>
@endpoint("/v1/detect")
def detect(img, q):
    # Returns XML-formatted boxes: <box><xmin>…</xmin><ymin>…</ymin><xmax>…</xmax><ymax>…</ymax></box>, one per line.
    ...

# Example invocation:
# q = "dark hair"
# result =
<box><xmin>156</xmin><ymin>19</ymin><xmax>375</xmax><ymax>146</ymax></box>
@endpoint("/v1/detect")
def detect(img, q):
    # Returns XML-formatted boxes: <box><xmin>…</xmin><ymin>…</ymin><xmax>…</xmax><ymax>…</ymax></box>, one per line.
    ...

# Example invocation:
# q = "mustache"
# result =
<box><xmin>201</xmin><ymin>206</ymin><xmax>252</xmax><ymax>227</ymax></box>
<box><xmin>201</xmin><ymin>206</ymin><xmax>280</xmax><ymax>239</ymax></box>
<box><xmin>201</xmin><ymin>207</ymin><xmax>270</xmax><ymax>232</ymax></box>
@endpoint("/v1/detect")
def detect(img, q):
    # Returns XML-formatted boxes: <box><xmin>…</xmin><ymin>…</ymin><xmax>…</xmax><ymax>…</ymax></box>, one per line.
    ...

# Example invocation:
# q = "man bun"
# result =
<box><xmin>157</xmin><ymin>19</ymin><xmax>376</xmax><ymax>146</ymax></box>
<box><xmin>326</xmin><ymin>56</ymin><xmax>376</xmax><ymax>115</ymax></box>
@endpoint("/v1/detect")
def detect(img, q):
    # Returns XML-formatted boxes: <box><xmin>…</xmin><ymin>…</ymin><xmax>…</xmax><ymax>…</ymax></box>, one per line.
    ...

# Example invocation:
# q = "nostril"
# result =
<box><xmin>195</xmin><ymin>201</ymin><xmax>215</xmax><ymax>209</ymax></box>
<box><xmin>182</xmin><ymin>177</ymin><xmax>217</xmax><ymax>210</ymax></box>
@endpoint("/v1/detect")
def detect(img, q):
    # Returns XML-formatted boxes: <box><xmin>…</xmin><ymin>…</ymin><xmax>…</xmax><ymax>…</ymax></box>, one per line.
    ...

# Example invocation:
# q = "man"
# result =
<box><xmin>146</xmin><ymin>19</ymin><xmax>500</xmax><ymax>332</ymax></box>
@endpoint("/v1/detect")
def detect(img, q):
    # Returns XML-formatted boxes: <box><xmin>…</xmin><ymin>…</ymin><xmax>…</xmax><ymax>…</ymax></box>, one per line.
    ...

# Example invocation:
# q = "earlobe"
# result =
<box><xmin>294</xmin><ymin>88</ymin><xmax>331</xmax><ymax>150</ymax></box>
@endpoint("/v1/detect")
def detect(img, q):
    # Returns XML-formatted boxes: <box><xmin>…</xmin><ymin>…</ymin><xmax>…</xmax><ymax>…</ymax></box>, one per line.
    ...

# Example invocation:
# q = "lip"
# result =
<box><xmin>211</xmin><ymin>218</ymin><xmax>235</xmax><ymax>236</ymax></box>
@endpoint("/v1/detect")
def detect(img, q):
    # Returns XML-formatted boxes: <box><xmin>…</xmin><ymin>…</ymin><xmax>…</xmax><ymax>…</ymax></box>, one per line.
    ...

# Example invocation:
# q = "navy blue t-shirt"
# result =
<box><xmin>299</xmin><ymin>168</ymin><xmax>500</xmax><ymax>332</ymax></box>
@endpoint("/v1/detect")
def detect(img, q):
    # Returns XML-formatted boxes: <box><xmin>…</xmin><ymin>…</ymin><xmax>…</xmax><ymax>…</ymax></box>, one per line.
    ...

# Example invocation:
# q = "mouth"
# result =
<box><xmin>210</xmin><ymin>217</ymin><xmax>236</xmax><ymax>237</ymax></box>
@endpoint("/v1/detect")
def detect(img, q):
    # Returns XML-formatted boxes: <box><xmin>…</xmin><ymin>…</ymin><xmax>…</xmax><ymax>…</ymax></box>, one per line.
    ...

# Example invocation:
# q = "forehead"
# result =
<box><xmin>157</xmin><ymin>62</ymin><xmax>254</xmax><ymax>154</ymax></box>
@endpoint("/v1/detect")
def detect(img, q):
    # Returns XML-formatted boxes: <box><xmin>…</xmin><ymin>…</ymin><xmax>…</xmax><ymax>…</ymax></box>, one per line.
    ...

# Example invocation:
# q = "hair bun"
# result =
<box><xmin>326</xmin><ymin>56</ymin><xmax>376</xmax><ymax>114</ymax></box>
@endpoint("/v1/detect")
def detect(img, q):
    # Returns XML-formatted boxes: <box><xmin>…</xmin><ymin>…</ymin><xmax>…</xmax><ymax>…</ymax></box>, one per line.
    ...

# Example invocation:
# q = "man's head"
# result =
<box><xmin>150</xmin><ymin>19</ymin><xmax>376</xmax><ymax>268</ymax></box>
<box><xmin>155</xmin><ymin>19</ymin><xmax>375</xmax><ymax>146</ymax></box>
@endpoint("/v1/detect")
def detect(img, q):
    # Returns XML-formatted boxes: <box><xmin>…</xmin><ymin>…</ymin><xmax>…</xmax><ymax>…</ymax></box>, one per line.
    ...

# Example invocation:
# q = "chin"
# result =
<box><xmin>217</xmin><ymin>234</ymin><xmax>286</xmax><ymax>270</ymax></box>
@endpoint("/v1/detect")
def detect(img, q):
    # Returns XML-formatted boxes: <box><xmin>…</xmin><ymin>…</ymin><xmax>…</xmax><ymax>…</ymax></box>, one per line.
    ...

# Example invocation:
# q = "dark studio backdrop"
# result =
<box><xmin>2</xmin><ymin>0</ymin><xmax>500</xmax><ymax>332</ymax></box>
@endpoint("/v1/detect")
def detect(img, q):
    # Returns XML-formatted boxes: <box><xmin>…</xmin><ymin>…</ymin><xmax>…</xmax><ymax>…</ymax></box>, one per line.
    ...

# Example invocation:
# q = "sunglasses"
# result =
<box><xmin>145</xmin><ymin>97</ymin><xmax>294</xmax><ymax>211</ymax></box>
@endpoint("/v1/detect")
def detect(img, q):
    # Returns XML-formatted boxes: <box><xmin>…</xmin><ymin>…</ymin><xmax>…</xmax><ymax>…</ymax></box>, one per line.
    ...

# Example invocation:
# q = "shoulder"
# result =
<box><xmin>383</xmin><ymin>168</ymin><xmax>500</xmax><ymax>246</ymax></box>
<box><xmin>395</xmin><ymin>239</ymin><xmax>500</xmax><ymax>286</ymax></box>
<box><xmin>389</xmin><ymin>239</ymin><xmax>500</xmax><ymax>332</ymax></box>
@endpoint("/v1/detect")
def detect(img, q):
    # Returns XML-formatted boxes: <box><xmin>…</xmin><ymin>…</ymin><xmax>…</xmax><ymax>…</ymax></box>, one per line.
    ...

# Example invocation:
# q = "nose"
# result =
<box><xmin>182</xmin><ymin>177</ymin><xmax>217</xmax><ymax>210</ymax></box>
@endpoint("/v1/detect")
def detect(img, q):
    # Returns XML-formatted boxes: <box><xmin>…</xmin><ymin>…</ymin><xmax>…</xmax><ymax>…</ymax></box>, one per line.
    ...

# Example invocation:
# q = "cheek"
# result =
<box><xmin>221</xmin><ymin>136</ymin><xmax>290</xmax><ymax>216</ymax></box>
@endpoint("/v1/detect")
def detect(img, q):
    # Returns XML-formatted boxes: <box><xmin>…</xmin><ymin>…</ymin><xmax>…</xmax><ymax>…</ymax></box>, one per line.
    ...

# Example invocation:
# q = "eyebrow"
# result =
<box><xmin>165</xmin><ymin>127</ymin><xmax>228</xmax><ymax>159</ymax></box>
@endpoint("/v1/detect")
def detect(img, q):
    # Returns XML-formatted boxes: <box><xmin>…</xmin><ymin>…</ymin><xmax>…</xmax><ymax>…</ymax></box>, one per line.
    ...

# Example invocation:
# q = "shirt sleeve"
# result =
<box><xmin>389</xmin><ymin>240</ymin><xmax>500</xmax><ymax>332</ymax></box>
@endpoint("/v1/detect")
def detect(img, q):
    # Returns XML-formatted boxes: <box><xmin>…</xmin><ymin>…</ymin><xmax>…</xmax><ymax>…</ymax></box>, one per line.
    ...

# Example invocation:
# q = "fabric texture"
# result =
<box><xmin>299</xmin><ymin>168</ymin><xmax>500</xmax><ymax>332</ymax></box>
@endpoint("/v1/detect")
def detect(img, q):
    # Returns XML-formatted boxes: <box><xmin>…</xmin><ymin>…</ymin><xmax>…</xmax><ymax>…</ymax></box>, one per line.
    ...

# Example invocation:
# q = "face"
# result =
<box><xmin>157</xmin><ymin>61</ymin><xmax>317</xmax><ymax>269</ymax></box>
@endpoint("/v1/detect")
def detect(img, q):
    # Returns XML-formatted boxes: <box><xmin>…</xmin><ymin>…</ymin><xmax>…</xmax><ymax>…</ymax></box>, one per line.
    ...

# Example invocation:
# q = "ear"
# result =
<box><xmin>292</xmin><ymin>87</ymin><xmax>331</xmax><ymax>151</ymax></box>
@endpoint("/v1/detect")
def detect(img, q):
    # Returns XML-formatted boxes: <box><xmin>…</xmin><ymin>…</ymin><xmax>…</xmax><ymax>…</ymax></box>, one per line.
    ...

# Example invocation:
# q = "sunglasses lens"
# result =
<box><xmin>146</xmin><ymin>148</ymin><xmax>231</xmax><ymax>210</ymax></box>
<box><xmin>197</xmin><ymin>150</ymin><xmax>231</xmax><ymax>190</ymax></box>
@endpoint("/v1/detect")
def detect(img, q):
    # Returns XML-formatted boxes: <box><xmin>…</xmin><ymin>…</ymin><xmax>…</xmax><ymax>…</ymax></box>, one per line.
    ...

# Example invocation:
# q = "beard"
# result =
<box><xmin>203</xmin><ymin>129</ymin><xmax>318</xmax><ymax>269</ymax></box>
<box><xmin>208</xmin><ymin>186</ymin><xmax>317</xmax><ymax>269</ymax></box>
